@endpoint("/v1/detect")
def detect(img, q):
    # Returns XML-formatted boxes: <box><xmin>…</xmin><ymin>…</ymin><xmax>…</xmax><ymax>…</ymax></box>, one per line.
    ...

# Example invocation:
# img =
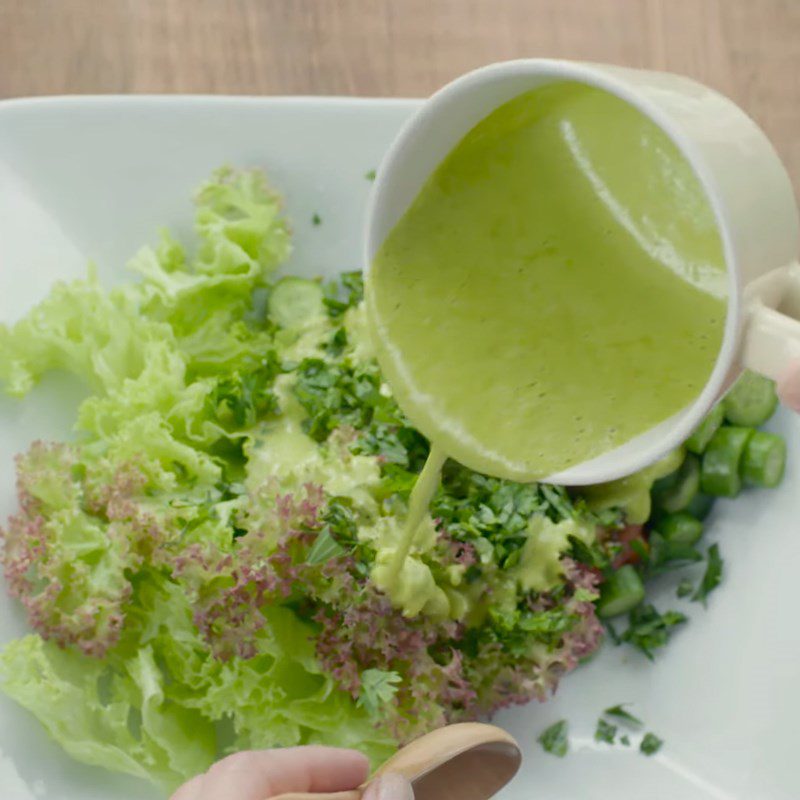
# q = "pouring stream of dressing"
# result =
<box><xmin>385</xmin><ymin>443</ymin><xmax>448</xmax><ymax>582</ymax></box>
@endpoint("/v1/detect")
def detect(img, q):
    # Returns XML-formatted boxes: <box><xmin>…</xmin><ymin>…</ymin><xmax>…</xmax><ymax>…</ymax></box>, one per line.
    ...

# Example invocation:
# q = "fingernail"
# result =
<box><xmin>362</xmin><ymin>772</ymin><xmax>414</xmax><ymax>800</ymax></box>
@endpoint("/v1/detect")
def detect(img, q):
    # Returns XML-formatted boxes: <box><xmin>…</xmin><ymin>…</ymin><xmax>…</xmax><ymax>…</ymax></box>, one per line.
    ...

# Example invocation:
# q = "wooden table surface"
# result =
<box><xmin>1</xmin><ymin>0</ymin><xmax>799</xmax><ymax>193</ymax></box>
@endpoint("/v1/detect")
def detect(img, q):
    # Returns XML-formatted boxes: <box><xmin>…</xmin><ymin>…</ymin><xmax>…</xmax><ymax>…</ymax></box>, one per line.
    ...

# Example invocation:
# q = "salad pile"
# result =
<box><xmin>0</xmin><ymin>169</ymin><xmax>785</xmax><ymax>791</ymax></box>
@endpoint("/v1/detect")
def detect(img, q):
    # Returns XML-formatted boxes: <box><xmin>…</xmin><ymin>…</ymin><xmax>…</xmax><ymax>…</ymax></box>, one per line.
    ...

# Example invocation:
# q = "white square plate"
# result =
<box><xmin>0</xmin><ymin>96</ymin><xmax>798</xmax><ymax>800</ymax></box>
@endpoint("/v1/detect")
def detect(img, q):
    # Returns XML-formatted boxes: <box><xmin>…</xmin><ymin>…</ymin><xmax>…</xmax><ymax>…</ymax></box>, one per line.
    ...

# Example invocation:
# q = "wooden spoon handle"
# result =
<box><xmin>269</xmin><ymin>789</ymin><xmax>363</xmax><ymax>800</ymax></box>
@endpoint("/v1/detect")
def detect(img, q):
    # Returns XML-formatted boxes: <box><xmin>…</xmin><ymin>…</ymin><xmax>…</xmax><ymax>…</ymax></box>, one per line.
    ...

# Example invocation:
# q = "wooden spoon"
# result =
<box><xmin>271</xmin><ymin>723</ymin><xmax>521</xmax><ymax>800</ymax></box>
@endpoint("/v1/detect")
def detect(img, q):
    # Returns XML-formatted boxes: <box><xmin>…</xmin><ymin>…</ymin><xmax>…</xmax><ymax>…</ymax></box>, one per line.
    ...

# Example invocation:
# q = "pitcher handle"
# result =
<box><xmin>741</xmin><ymin>260</ymin><xmax>800</xmax><ymax>409</ymax></box>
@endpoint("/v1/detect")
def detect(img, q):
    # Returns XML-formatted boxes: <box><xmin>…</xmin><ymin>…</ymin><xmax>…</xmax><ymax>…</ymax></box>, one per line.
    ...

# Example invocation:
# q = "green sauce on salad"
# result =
<box><xmin>368</xmin><ymin>82</ymin><xmax>727</xmax><ymax>597</ymax></box>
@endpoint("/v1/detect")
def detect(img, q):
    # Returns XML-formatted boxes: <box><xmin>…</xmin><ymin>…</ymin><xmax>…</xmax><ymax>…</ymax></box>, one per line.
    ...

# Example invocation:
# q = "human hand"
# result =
<box><xmin>169</xmin><ymin>746</ymin><xmax>413</xmax><ymax>800</ymax></box>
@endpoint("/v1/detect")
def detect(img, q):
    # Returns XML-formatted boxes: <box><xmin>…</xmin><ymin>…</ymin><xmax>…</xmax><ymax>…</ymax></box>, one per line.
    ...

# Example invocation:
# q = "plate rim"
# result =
<box><xmin>0</xmin><ymin>94</ymin><xmax>424</xmax><ymax>115</ymax></box>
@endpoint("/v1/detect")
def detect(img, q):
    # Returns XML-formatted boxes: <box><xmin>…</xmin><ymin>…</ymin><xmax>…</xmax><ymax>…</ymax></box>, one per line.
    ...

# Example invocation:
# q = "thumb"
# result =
<box><xmin>362</xmin><ymin>773</ymin><xmax>414</xmax><ymax>800</ymax></box>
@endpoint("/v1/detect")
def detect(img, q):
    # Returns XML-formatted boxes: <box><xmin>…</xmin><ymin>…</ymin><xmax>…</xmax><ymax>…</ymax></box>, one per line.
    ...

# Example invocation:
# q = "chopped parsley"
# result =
<box><xmin>595</xmin><ymin>718</ymin><xmax>617</xmax><ymax>744</ymax></box>
<box><xmin>432</xmin><ymin>473</ymin><xmax>580</xmax><ymax>568</ymax></box>
<box><xmin>365</xmin><ymin>168</ymin><xmax>377</xmax><ymax>181</ymax></box>
<box><xmin>293</xmin><ymin>358</ymin><xmax>382</xmax><ymax>441</ymax></box>
<box><xmin>321</xmin><ymin>496</ymin><xmax>361</xmax><ymax>547</ymax></box>
<box><xmin>538</xmin><ymin>719</ymin><xmax>569</xmax><ymax>758</ymax></box>
<box><xmin>604</xmin><ymin>704</ymin><xmax>643</xmax><ymax>728</ymax></box>
<box><xmin>692</xmin><ymin>543</ymin><xmax>723</xmax><ymax>606</ymax></box>
<box><xmin>568</xmin><ymin>534</ymin><xmax>611</xmax><ymax>572</ymax></box>
<box><xmin>208</xmin><ymin>354</ymin><xmax>281</xmax><ymax>429</ymax></box>
<box><xmin>640</xmin><ymin>732</ymin><xmax>664</xmax><ymax>756</ymax></box>
<box><xmin>489</xmin><ymin>607</ymin><xmax>579</xmax><ymax>657</ymax></box>
<box><xmin>676</xmin><ymin>578</ymin><xmax>694</xmax><ymax>598</ymax></box>
<box><xmin>322</xmin><ymin>270</ymin><xmax>364</xmax><ymax>318</ymax></box>
<box><xmin>357</xmin><ymin>669</ymin><xmax>401</xmax><ymax>716</ymax></box>
<box><xmin>312</xmin><ymin>212</ymin><xmax>322</xmax><ymax>226</ymax></box>
<box><xmin>620</xmin><ymin>604</ymin><xmax>687</xmax><ymax>660</ymax></box>
<box><xmin>594</xmin><ymin>706</ymin><xmax>661</xmax><ymax>757</ymax></box>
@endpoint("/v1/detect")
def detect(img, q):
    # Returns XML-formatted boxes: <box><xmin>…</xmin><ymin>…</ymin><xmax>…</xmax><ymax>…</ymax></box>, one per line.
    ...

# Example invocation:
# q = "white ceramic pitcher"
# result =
<box><xmin>364</xmin><ymin>59</ymin><xmax>800</xmax><ymax>485</ymax></box>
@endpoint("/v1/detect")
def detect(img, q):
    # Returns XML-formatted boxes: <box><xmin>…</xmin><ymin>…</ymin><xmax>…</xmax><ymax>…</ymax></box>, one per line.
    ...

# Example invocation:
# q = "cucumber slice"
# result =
<box><xmin>657</xmin><ymin>512</ymin><xmax>703</xmax><ymax>546</ymax></box>
<box><xmin>685</xmin><ymin>404</ymin><xmax>724</xmax><ymax>454</ymax></box>
<box><xmin>597</xmin><ymin>565</ymin><xmax>645</xmax><ymax>618</ymax></box>
<box><xmin>685</xmin><ymin>492</ymin><xmax>714</xmax><ymax>520</ymax></box>
<box><xmin>268</xmin><ymin>277</ymin><xmax>325</xmax><ymax>329</ymax></box>
<box><xmin>651</xmin><ymin>454</ymin><xmax>700</xmax><ymax>514</ymax></box>
<box><xmin>701</xmin><ymin>427</ymin><xmax>753</xmax><ymax>497</ymax></box>
<box><xmin>741</xmin><ymin>431</ymin><xmax>787</xmax><ymax>488</ymax></box>
<box><xmin>723</xmin><ymin>371</ymin><xmax>778</xmax><ymax>427</ymax></box>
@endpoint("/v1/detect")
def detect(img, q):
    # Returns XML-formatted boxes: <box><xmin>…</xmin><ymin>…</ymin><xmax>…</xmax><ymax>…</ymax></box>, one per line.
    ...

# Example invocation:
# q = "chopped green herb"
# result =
<box><xmin>293</xmin><ymin>358</ymin><xmax>381</xmax><ymax>441</ymax></box>
<box><xmin>692</xmin><ymin>543</ymin><xmax>723</xmax><ymax>606</ymax></box>
<box><xmin>676</xmin><ymin>578</ymin><xmax>694</xmax><ymax>599</ymax></box>
<box><xmin>312</xmin><ymin>212</ymin><xmax>322</xmax><ymax>226</ymax></box>
<box><xmin>365</xmin><ymin>168</ymin><xmax>377</xmax><ymax>181</ymax></box>
<box><xmin>208</xmin><ymin>355</ymin><xmax>281</xmax><ymax>429</ymax></box>
<box><xmin>538</xmin><ymin>719</ymin><xmax>569</xmax><ymax>758</ymax></box>
<box><xmin>322</xmin><ymin>496</ymin><xmax>360</xmax><ymax>546</ymax></box>
<box><xmin>620</xmin><ymin>735</ymin><xmax>631</xmax><ymax>746</ymax></box>
<box><xmin>567</xmin><ymin>534</ymin><xmax>610</xmax><ymax>571</ymax></box>
<box><xmin>376</xmin><ymin>463</ymin><xmax>418</xmax><ymax>498</ymax></box>
<box><xmin>325</xmin><ymin>326</ymin><xmax>348</xmax><ymax>357</ymax></box>
<box><xmin>489</xmin><ymin>607</ymin><xmax>580</xmax><ymax>657</ymax></box>
<box><xmin>640</xmin><ymin>732</ymin><xmax>663</xmax><ymax>756</ymax></box>
<box><xmin>322</xmin><ymin>270</ymin><xmax>365</xmax><ymax>318</ymax></box>
<box><xmin>357</xmin><ymin>669</ymin><xmax>401</xmax><ymax>716</ymax></box>
<box><xmin>620</xmin><ymin>604</ymin><xmax>687</xmax><ymax>660</ymax></box>
<box><xmin>431</xmin><ymin>474</ymin><xmax>579</xmax><ymax>568</ymax></box>
<box><xmin>604</xmin><ymin>704</ymin><xmax>643</xmax><ymax>728</ymax></box>
<box><xmin>595</xmin><ymin>718</ymin><xmax>617</xmax><ymax>744</ymax></box>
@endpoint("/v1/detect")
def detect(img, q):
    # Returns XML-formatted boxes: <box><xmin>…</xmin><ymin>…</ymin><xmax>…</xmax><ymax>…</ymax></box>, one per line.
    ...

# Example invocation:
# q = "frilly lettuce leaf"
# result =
<box><xmin>0</xmin><ymin>573</ymin><xmax>395</xmax><ymax>792</ymax></box>
<box><xmin>0</xmin><ymin>634</ymin><xmax>215</xmax><ymax>790</ymax></box>
<box><xmin>129</xmin><ymin>167</ymin><xmax>290</xmax><ymax>376</ymax></box>
<box><xmin>0</xmin><ymin>169</ymin><xmax>398</xmax><ymax>791</ymax></box>
<box><xmin>0</xmin><ymin>267</ymin><xmax>173</xmax><ymax>397</ymax></box>
<box><xmin>0</xmin><ymin>166</ymin><xmax>288</xmax><ymax>401</ymax></box>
